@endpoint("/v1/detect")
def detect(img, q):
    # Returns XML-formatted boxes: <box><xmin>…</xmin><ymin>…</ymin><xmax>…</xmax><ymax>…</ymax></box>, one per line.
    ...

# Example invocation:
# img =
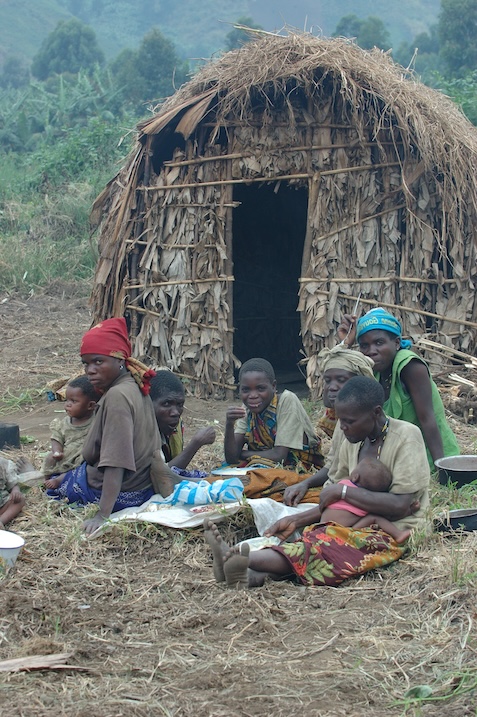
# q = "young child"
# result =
<box><xmin>42</xmin><ymin>375</ymin><xmax>100</xmax><ymax>489</ymax></box>
<box><xmin>149</xmin><ymin>370</ymin><xmax>216</xmax><ymax>469</ymax></box>
<box><xmin>320</xmin><ymin>458</ymin><xmax>411</xmax><ymax>544</ymax></box>
<box><xmin>0</xmin><ymin>458</ymin><xmax>25</xmax><ymax>529</ymax></box>
<box><xmin>224</xmin><ymin>358</ymin><xmax>323</xmax><ymax>471</ymax></box>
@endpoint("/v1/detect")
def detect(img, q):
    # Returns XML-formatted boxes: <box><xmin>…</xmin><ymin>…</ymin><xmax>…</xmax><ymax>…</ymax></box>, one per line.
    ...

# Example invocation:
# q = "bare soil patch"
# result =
<box><xmin>1</xmin><ymin>285</ymin><xmax>476</xmax><ymax>717</ymax></box>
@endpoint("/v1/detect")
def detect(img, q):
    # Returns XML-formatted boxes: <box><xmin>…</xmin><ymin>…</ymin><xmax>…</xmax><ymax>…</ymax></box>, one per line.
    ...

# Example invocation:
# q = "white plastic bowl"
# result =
<box><xmin>0</xmin><ymin>529</ymin><xmax>25</xmax><ymax>574</ymax></box>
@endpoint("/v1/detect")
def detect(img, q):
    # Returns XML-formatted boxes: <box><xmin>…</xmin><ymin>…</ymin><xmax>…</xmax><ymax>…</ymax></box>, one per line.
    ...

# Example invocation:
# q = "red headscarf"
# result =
<box><xmin>80</xmin><ymin>318</ymin><xmax>155</xmax><ymax>395</ymax></box>
<box><xmin>80</xmin><ymin>318</ymin><xmax>131</xmax><ymax>359</ymax></box>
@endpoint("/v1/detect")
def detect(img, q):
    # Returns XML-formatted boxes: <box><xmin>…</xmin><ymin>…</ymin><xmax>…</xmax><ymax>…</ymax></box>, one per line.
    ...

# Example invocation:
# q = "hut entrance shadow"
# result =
<box><xmin>232</xmin><ymin>183</ymin><xmax>308</xmax><ymax>391</ymax></box>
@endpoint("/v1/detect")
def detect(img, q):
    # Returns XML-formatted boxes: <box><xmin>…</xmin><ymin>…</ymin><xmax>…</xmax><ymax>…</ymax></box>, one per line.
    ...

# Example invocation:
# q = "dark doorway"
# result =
<box><xmin>232</xmin><ymin>183</ymin><xmax>308</xmax><ymax>391</ymax></box>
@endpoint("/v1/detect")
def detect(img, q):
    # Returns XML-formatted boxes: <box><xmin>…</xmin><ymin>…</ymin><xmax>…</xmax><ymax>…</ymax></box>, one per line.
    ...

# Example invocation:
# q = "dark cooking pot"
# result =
<box><xmin>434</xmin><ymin>455</ymin><xmax>477</xmax><ymax>489</ymax></box>
<box><xmin>434</xmin><ymin>508</ymin><xmax>477</xmax><ymax>533</ymax></box>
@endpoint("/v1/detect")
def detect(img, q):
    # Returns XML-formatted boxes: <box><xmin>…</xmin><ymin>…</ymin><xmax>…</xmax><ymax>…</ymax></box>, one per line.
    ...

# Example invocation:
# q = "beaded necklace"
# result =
<box><xmin>361</xmin><ymin>416</ymin><xmax>390</xmax><ymax>460</ymax></box>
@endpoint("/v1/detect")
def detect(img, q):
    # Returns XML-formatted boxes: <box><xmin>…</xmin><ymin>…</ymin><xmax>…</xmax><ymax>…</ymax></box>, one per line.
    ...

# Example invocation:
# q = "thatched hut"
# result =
<box><xmin>91</xmin><ymin>33</ymin><xmax>477</xmax><ymax>398</ymax></box>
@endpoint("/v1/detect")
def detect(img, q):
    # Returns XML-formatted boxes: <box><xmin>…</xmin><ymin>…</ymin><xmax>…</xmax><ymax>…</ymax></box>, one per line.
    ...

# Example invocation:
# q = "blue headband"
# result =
<box><xmin>356</xmin><ymin>308</ymin><xmax>412</xmax><ymax>349</ymax></box>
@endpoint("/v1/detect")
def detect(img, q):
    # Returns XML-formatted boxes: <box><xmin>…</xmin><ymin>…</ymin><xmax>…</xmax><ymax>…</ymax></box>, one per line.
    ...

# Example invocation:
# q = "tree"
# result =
<box><xmin>333</xmin><ymin>14</ymin><xmax>390</xmax><ymax>51</ymax></box>
<box><xmin>136</xmin><ymin>28</ymin><xmax>186</xmax><ymax>100</ymax></box>
<box><xmin>333</xmin><ymin>14</ymin><xmax>363</xmax><ymax>40</ymax></box>
<box><xmin>357</xmin><ymin>17</ymin><xmax>391</xmax><ymax>51</ymax></box>
<box><xmin>224</xmin><ymin>16</ymin><xmax>264</xmax><ymax>51</ymax></box>
<box><xmin>31</xmin><ymin>18</ymin><xmax>105</xmax><ymax>81</ymax></box>
<box><xmin>0</xmin><ymin>57</ymin><xmax>30</xmax><ymax>89</ymax></box>
<box><xmin>393</xmin><ymin>25</ymin><xmax>441</xmax><ymax>77</ymax></box>
<box><xmin>439</xmin><ymin>0</ymin><xmax>477</xmax><ymax>76</ymax></box>
<box><xmin>111</xmin><ymin>28</ymin><xmax>187</xmax><ymax>112</ymax></box>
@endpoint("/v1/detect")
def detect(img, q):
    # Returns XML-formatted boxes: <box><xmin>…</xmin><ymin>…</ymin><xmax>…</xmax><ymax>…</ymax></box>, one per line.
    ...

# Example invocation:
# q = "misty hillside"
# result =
<box><xmin>0</xmin><ymin>0</ymin><xmax>440</xmax><ymax>67</ymax></box>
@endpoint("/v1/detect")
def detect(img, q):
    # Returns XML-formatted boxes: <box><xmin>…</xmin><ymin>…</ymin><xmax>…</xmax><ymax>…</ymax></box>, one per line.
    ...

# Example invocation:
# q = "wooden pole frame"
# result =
<box><xmin>310</xmin><ymin>289</ymin><xmax>477</xmax><ymax>330</ymax></box>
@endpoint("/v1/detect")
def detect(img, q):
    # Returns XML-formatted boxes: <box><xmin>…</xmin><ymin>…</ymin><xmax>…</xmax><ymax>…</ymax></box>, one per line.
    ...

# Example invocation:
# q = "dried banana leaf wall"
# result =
<box><xmin>90</xmin><ymin>34</ymin><xmax>477</xmax><ymax>399</ymax></box>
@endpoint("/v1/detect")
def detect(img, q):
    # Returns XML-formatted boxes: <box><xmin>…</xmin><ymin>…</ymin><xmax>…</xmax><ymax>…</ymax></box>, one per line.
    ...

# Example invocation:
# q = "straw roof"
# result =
<box><xmin>135</xmin><ymin>32</ymin><xmax>477</xmax><ymax>184</ymax></box>
<box><xmin>91</xmin><ymin>32</ymin><xmax>477</xmax><ymax>398</ymax></box>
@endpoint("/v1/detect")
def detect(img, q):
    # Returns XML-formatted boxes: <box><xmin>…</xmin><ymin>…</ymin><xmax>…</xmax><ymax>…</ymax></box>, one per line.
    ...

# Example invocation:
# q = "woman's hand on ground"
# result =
<box><xmin>283</xmin><ymin>482</ymin><xmax>309</xmax><ymax>506</ymax></box>
<box><xmin>83</xmin><ymin>512</ymin><xmax>106</xmax><ymax>536</ymax></box>
<box><xmin>264</xmin><ymin>516</ymin><xmax>297</xmax><ymax>541</ymax></box>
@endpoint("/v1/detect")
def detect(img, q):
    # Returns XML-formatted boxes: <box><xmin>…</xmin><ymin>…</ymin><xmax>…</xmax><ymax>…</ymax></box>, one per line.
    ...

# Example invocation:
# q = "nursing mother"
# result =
<box><xmin>340</xmin><ymin>307</ymin><xmax>459</xmax><ymax>468</ymax></box>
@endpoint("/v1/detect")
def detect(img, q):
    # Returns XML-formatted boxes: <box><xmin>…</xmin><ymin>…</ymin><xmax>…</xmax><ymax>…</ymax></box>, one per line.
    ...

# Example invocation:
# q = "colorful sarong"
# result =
<box><xmin>46</xmin><ymin>463</ymin><xmax>154</xmax><ymax>511</ymax></box>
<box><xmin>245</xmin><ymin>394</ymin><xmax>322</xmax><ymax>471</ymax></box>
<box><xmin>271</xmin><ymin>521</ymin><xmax>405</xmax><ymax>586</ymax></box>
<box><xmin>316</xmin><ymin>407</ymin><xmax>337</xmax><ymax>439</ymax></box>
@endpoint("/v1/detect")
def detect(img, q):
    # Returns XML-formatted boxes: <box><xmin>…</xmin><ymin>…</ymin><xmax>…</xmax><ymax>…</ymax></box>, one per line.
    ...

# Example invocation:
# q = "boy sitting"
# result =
<box><xmin>149</xmin><ymin>370</ymin><xmax>216</xmax><ymax>469</ymax></box>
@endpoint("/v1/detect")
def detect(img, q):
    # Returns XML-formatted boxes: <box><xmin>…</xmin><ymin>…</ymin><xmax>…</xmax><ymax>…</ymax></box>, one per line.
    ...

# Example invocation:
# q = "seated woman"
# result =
<box><xmin>224</xmin><ymin>358</ymin><xmax>323</xmax><ymax>472</ymax></box>
<box><xmin>149</xmin><ymin>370</ymin><xmax>216</xmax><ymax>469</ymax></box>
<box><xmin>339</xmin><ymin>307</ymin><xmax>460</xmax><ymax>468</ymax></box>
<box><xmin>284</xmin><ymin>345</ymin><xmax>375</xmax><ymax>506</ymax></box>
<box><xmin>205</xmin><ymin>376</ymin><xmax>430</xmax><ymax>589</ymax></box>
<box><xmin>46</xmin><ymin>317</ymin><xmax>161</xmax><ymax>535</ymax></box>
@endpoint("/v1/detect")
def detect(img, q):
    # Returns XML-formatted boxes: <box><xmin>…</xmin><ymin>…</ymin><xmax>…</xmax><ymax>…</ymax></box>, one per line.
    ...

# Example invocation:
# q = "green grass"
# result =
<box><xmin>0</xmin><ymin>388</ymin><xmax>44</xmax><ymax>415</ymax></box>
<box><xmin>0</xmin><ymin>177</ymin><xmax>99</xmax><ymax>292</ymax></box>
<box><xmin>391</xmin><ymin>667</ymin><xmax>477</xmax><ymax>711</ymax></box>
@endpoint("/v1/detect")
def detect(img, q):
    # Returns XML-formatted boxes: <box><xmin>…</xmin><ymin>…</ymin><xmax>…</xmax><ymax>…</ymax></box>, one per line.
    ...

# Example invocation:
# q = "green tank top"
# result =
<box><xmin>376</xmin><ymin>349</ymin><xmax>460</xmax><ymax>469</ymax></box>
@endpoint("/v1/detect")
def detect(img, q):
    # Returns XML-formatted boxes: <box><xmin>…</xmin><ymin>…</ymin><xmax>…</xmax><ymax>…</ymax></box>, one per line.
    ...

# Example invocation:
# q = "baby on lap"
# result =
<box><xmin>320</xmin><ymin>458</ymin><xmax>411</xmax><ymax>544</ymax></box>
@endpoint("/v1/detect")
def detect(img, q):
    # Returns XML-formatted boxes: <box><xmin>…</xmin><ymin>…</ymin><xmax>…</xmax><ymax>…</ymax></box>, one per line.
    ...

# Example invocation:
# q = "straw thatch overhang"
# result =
<box><xmin>91</xmin><ymin>33</ymin><xmax>477</xmax><ymax>398</ymax></box>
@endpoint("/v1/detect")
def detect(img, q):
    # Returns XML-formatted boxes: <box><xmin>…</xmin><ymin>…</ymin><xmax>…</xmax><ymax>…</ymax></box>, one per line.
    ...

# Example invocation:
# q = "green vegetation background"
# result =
<box><xmin>0</xmin><ymin>0</ymin><xmax>441</xmax><ymax>63</ymax></box>
<box><xmin>1</xmin><ymin>0</ymin><xmax>476</xmax><ymax>295</ymax></box>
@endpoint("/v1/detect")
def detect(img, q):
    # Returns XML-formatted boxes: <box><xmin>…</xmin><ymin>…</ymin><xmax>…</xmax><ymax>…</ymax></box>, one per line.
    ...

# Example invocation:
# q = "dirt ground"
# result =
<box><xmin>1</xmin><ymin>284</ymin><xmax>477</xmax><ymax>717</ymax></box>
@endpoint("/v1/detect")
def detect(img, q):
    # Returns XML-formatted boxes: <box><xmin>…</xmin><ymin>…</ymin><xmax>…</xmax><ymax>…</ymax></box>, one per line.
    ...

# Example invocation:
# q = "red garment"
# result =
<box><xmin>80</xmin><ymin>317</ymin><xmax>131</xmax><ymax>359</ymax></box>
<box><xmin>326</xmin><ymin>479</ymin><xmax>367</xmax><ymax>517</ymax></box>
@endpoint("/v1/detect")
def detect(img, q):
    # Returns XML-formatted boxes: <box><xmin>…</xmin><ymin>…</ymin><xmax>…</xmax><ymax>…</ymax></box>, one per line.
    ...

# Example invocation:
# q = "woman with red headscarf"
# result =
<box><xmin>47</xmin><ymin>318</ymin><xmax>161</xmax><ymax>535</ymax></box>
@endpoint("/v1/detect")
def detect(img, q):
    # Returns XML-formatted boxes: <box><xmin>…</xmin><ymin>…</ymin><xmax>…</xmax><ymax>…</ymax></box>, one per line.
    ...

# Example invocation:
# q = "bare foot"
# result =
<box><xmin>203</xmin><ymin>519</ymin><xmax>229</xmax><ymax>582</ymax></box>
<box><xmin>16</xmin><ymin>456</ymin><xmax>36</xmax><ymax>474</ymax></box>
<box><xmin>44</xmin><ymin>475</ymin><xmax>64</xmax><ymax>490</ymax></box>
<box><xmin>223</xmin><ymin>543</ymin><xmax>250</xmax><ymax>589</ymax></box>
<box><xmin>394</xmin><ymin>528</ymin><xmax>412</xmax><ymax>545</ymax></box>
<box><xmin>150</xmin><ymin>449</ymin><xmax>179</xmax><ymax>498</ymax></box>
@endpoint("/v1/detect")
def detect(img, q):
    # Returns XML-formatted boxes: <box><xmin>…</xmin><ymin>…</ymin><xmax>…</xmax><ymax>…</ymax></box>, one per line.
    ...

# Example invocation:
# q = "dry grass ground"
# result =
<box><xmin>1</xmin><ymin>285</ymin><xmax>476</xmax><ymax>717</ymax></box>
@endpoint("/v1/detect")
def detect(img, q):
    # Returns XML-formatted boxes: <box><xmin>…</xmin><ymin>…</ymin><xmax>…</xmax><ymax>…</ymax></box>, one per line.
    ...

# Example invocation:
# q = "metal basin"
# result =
<box><xmin>434</xmin><ymin>455</ymin><xmax>477</xmax><ymax>489</ymax></box>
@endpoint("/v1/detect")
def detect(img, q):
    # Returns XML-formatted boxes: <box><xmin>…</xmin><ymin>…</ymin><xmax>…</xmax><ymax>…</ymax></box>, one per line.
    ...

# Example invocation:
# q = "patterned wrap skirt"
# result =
<box><xmin>271</xmin><ymin>521</ymin><xmax>406</xmax><ymax>586</ymax></box>
<box><xmin>46</xmin><ymin>463</ymin><xmax>154</xmax><ymax>512</ymax></box>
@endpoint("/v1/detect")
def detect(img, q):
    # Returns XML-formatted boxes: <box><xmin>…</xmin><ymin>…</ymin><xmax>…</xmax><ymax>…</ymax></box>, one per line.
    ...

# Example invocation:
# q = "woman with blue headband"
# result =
<box><xmin>338</xmin><ymin>307</ymin><xmax>459</xmax><ymax>469</ymax></box>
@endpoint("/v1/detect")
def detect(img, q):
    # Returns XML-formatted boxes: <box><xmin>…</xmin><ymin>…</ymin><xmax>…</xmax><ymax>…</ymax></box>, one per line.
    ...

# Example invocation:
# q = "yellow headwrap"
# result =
<box><xmin>317</xmin><ymin>345</ymin><xmax>375</xmax><ymax>378</ymax></box>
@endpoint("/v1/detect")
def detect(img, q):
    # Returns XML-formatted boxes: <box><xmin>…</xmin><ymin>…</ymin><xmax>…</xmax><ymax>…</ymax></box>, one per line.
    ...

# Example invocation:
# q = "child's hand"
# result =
<box><xmin>193</xmin><ymin>426</ymin><xmax>216</xmax><ymax>446</ymax></box>
<box><xmin>9</xmin><ymin>486</ymin><xmax>23</xmax><ymax>504</ymax></box>
<box><xmin>226</xmin><ymin>406</ymin><xmax>246</xmax><ymax>423</ymax></box>
<box><xmin>52</xmin><ymin>451</ymin><xmax>64</xmax><ymax>461</ymax></box>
